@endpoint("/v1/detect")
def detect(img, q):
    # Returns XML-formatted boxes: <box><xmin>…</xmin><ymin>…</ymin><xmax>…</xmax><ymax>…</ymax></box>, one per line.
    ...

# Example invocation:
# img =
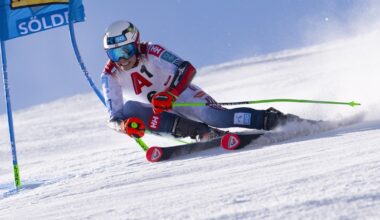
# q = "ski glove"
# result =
<box><xmin>151</xmin><ymin>91</ymin><xmax>177</xmax><ymax>114</ymax></box>
<box><xmin>120</xmin><ymin>117</ymin><xmax>146</xmax><ymax>138</ymax></box>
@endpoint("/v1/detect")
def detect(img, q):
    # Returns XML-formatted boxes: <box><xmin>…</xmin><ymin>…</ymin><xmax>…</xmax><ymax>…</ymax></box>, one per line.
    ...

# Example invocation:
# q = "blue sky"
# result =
<box><xmin>0</xmin><ymin>0</ymin><xmax>375</xmax><ymax>113</ymax></box>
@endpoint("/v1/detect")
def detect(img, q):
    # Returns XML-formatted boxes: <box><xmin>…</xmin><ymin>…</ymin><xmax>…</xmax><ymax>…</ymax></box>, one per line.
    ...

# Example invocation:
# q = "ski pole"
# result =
<box><xmin>173</xmin><ymin>99</ymin><xmax>361</xmax><ymax>107</ymax></box>
<box><xmin>125</xmin><ymin>117</ymin><xmax>150</xmax><ymax>152</ymax></box>
<box><xmin>133</xmin><ymin>136</ymin><xmax>149</xmax><ymax>152</ymax></box>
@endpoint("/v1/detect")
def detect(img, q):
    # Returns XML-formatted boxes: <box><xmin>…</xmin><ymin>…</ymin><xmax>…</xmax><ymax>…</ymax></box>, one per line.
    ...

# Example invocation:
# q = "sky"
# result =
<box><xmin>0</xmin><ymin>0</ymin><xmax>378</xmax><ymax>113</ymax></box>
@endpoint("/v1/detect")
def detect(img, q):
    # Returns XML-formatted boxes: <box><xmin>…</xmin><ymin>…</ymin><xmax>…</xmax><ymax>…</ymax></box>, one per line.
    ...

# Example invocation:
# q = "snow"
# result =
<box><xmin>1</xmin><ymin>30</ymin><xmax>380</xmax><ymax>219</ymax></box>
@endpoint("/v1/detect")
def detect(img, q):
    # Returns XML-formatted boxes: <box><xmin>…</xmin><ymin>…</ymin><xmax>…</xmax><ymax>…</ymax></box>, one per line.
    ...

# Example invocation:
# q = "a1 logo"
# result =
<box><xmin>131</xmin><ymin>72</ymin><xmax>152</xmax><ymax>95</ymax></box>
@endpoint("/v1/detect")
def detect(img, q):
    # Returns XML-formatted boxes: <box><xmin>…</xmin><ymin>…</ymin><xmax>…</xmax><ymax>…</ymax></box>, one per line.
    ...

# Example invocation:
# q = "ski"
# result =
<box><xmin>145</xmin><ymin>115</ymin><xmax>363</xmax><ymax>163</ymax></box>
<box><xmin>146</xmin><ymin>132</ymin><xmax>264</xmax><ymax>162</ymax></box>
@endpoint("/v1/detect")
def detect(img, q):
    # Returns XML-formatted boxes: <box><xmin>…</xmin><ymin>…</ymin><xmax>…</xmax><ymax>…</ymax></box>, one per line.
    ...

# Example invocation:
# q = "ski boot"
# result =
<box><xmin>263</xmin><ymin>107</ymin><xmax>307</xmax><ymax>130</ymax></box>
<box><xmin>171</xmin><ymin>117</ymin><xmax>227</xmax><ymax>142</ymax></box>
<box><xmin>199</xmin><ymin>127</ymin><xmax>227</xmax><ymax>142</ymax></box>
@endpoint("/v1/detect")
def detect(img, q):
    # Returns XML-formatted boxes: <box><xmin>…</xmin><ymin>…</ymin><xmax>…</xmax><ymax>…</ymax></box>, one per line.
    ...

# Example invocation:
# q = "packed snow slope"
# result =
<box><xmin>1</xmin><ymin>30</ymin><xmax>380</xmax><ymax>219</ymax></box>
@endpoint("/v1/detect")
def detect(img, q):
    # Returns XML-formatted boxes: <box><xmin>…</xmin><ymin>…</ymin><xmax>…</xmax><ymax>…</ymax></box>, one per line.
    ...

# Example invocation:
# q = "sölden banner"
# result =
<box><xmin>0</xmin><ymin>0</ymin><xmax>85</xmax><ymax>41</ymax></box>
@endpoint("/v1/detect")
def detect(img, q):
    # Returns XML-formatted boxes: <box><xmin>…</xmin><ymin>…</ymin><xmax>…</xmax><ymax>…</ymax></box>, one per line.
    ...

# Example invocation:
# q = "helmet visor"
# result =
<box><xmin>106</xmin><ymin>43</ymin><xmax>136</xmax><ymax>62</ymax></box>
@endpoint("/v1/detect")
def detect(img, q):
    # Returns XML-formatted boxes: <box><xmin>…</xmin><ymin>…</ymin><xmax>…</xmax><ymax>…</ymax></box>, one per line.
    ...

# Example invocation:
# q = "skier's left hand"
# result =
<box><xmin>151</xmin><ymin>91</ymin><xmax>177</xmax><ymax>114</ymax></box>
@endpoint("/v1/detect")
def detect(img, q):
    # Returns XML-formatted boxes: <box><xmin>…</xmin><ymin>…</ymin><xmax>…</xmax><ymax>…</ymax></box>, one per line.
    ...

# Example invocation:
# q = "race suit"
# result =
<box><xmin>101</xmin><ymin>42</ymin><xmax>267</xmax><ymax>134</ymax></box>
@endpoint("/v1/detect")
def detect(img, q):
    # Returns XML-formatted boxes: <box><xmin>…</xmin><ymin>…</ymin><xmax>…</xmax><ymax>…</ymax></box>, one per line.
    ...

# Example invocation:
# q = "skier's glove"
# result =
<box><xmin>151</xmin><ymin>91</ymin><xmax>177</xmax><ymax>114</ymax></box>
<box><xmin>120</xmin><ymin>117</ymin><xmax>146</xmax><ymax>138</ymax></box>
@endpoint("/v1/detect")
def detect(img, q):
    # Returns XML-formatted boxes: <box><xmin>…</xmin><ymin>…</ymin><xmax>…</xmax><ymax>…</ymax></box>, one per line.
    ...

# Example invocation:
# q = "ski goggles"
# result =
<box><xmin>106</xmin><ymin>43</ymin><xmax>136</xmax><ymax>62</ymax></box>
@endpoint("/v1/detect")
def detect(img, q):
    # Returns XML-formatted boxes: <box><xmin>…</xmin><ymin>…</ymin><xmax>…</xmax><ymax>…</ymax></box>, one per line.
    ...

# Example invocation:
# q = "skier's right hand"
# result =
<box><xmin>120</xmin><ymin>117</ymin><xmax>145</xmax><ymax>138</ymax></box>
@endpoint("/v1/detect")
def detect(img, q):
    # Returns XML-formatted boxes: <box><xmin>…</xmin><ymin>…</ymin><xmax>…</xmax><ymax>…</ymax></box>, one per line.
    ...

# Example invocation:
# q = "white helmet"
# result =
<box><xmin>103</xmin><ymin>20</ymin><xmax>140</xmax><ymax>50</ymax></box>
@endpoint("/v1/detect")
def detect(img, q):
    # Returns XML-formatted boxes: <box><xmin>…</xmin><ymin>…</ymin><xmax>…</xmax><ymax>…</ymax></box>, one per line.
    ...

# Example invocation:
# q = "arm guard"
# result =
<box><xmin>167</xmin><ymin>61</ymin><xmax>196</xmax><ymax>97</ymax></box>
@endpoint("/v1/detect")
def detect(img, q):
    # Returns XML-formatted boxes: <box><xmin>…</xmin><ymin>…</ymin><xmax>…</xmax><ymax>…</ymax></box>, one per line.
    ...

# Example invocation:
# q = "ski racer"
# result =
<box><xmin>101</xmin><ymin>20</ymin><xmax>301</xmax><ymax>141</ymax></box>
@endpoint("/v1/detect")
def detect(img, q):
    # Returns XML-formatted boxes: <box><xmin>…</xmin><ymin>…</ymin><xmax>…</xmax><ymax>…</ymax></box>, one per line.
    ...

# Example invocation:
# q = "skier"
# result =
<box><xmin>101</xmin><ymin>20</ymin><xmax>300</xmax><ymax>141</ymax></box>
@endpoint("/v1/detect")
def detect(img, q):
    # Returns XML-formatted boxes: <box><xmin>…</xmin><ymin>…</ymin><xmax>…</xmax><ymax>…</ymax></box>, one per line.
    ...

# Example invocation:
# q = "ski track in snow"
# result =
<box><xmin>1</xmin><ymin>30</ymin><xmax>380</xmax><ymax>219</ymax></box>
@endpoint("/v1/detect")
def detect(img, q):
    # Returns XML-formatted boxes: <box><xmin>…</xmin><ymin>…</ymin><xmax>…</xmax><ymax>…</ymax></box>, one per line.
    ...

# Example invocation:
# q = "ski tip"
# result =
<box><xmin>221</xmin><ymin>133</ymin><xmax>241</xmax><ymax>150</ymax></box>
<box><xmin>146</xmin><ymin>146</ymin><xmax>163</xmax><ymax>162</ymax></box>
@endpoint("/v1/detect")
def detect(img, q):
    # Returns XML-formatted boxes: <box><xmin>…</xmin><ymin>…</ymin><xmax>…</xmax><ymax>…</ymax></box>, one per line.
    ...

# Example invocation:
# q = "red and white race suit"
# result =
<box><xmin>101</xmin><ymin>42</ymin><xmax>266</xmax><ymax>133</ymax></box>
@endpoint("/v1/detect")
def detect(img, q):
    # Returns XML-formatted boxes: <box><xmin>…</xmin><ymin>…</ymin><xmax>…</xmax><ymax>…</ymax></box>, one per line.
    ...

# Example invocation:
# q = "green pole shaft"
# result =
<box><xmin>133</xmin><ymin>137</ymin><xmax>149</xmax><ymax>152</ymax></box>
<box><xmin>1</xmin><ymin>40</ymin><xmax>21</xmax><ymax>189</ymax></box>
<box><xmin>247</xmin><ymin>99</ymin><xmax>360</xmax><ymax>106</ymax></box>
<box><xmin>13</xmin><ymin>165</ymin><xmax>21</xmax><ymax>188</ymax></box>
<box><xmin>173</xmin><ymin>99</ymin><xmax>361</xmax><ymax>107</ymax></box>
